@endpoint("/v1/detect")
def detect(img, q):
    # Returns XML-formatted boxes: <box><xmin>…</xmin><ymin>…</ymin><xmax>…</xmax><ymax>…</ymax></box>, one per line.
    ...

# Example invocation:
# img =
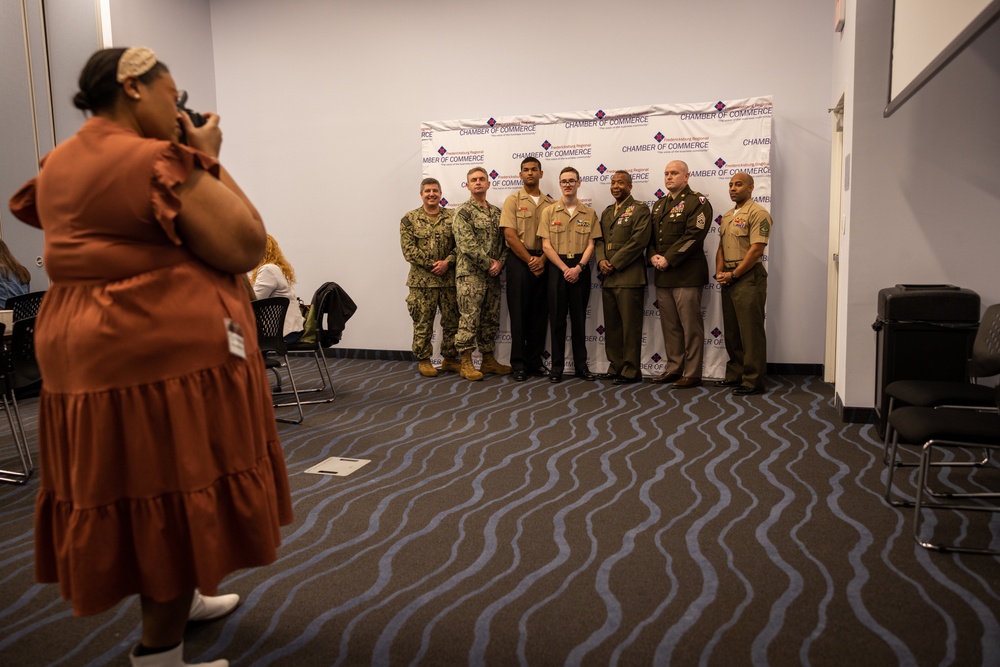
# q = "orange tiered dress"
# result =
<box><xmin>9</xmin><ymin>117</ymin><xmax>293</xmax><ymax>616</ymax></box>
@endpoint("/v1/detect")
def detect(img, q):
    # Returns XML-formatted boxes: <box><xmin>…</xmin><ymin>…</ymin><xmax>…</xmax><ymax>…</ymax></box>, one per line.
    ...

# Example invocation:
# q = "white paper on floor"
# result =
<box><xmin>305</xmin><ymin>457</ymin><xmax>371</xmax><ymax>476</ymax></box>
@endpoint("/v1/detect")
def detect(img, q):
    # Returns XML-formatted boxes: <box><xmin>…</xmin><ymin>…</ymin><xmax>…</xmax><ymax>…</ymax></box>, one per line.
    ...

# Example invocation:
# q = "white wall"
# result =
<box><xmin>208</xmin><ymin>0</ymin><xmax>834</xmax><ymax>360</ymax></box>
<box><xmin>832</xmin><ymin>0</ymin><xmax>1000</xmax><ymax>408</ymax></box>
<box><xmin>109</xmin><ymin>0</ymin><xmax>218</xmax><ymax>114</ymax></box>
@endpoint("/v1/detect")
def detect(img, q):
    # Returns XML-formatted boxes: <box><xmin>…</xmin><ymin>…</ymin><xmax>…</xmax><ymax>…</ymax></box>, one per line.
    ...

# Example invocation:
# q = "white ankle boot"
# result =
<box><xmin>188</xmin><ymin>589</ymin><xmax>240</xmax><ymax>622</ymax></box>
<box><xmin>129</xmin><ymin>642</ymin><xmax>228</xmax><ymax>667</ymax></box>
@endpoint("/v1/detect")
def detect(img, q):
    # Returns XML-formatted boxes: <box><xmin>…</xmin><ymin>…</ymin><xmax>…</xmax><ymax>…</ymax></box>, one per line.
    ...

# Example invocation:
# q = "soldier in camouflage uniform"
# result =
<box><xmin>400</xmin><ymin>178</ymin><xmax>460</xmax><ymax>377</ymax></box>
<box><xmin>452</xmin><ymin>167</ymin><xmax>510</xmax><ymax>381</ymax></box>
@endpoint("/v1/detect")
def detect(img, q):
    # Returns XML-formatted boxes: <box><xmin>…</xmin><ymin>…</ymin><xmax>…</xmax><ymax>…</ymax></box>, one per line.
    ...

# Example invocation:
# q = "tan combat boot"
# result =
<box><xmin>418</xmin><ymin>359</ymin><xmax>438</xmax><ymax>377</ymax></box>
<box><xmin>439</xmin><ymin>356</ymin><xmax>462</xmax><ymax>373</ymax></box>
<box><xmin>460</xmin><ymin>350</ymin><xmax>483</xmax><ymax>381</ymax></box>
<box><xmin>479</xmin><ymin>352</ymin><xmax>511</xmax><ymax>375</ymax></box>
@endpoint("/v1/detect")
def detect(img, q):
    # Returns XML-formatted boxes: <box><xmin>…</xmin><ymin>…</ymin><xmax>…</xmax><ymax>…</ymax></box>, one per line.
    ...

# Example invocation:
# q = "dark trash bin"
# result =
<box><xmin>872</xmin><ymin>284</ymin><xmax>979</xmax><ymax>437</ymax></box>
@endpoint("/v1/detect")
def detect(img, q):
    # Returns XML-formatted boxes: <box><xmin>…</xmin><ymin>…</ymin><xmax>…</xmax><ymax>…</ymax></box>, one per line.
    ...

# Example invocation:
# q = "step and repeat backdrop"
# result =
<box><xmin>420</xmin><ymin>96</ymin><xmax>772</xmax><ymax>378</ymax></box>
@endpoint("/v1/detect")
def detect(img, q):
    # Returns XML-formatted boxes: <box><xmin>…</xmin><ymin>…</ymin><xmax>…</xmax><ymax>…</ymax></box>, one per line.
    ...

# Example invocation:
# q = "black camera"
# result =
<box><xmin>176</xmin><ymin>90</ymin><xmax>206</xmax><ymax>145</ymax></box>
<box><xmin>177</xmin><ymin>90</ymin><xmax>206</xmax><ymax>127</ymax></box>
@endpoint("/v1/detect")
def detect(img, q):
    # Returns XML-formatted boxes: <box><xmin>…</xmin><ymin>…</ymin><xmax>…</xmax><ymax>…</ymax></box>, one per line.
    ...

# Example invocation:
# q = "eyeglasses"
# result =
<box><xmin>559</xmin><ymin>179</ymin><xmax>578</xmax><ymax>186</ymax></box>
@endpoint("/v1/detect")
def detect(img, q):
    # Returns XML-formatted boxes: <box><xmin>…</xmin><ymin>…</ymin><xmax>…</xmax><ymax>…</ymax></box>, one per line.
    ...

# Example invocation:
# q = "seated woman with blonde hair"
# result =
<box><xmin>0</xmin><ymin>239</ymin><xmax>31</xmax><ymax>308</ymax></box>
<box><xmin>251</xmin><ymin>235</ymin><xmax>305</xmax><ymax>342</ymax></box>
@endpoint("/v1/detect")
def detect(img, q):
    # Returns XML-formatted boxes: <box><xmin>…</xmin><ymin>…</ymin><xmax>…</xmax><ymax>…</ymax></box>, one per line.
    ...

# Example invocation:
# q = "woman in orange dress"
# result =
<box><xmin>9</xmin><ymin>47</ymin><xmax>293</xmax><ymax>667</ymax></box>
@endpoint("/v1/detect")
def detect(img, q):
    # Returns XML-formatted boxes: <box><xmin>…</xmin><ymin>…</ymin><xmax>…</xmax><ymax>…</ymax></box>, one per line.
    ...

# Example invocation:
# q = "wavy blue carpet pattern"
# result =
<box><xmin>1</xmin><ymin>358</ymin><xmax>999</xmax><ymax>666</ymax></box>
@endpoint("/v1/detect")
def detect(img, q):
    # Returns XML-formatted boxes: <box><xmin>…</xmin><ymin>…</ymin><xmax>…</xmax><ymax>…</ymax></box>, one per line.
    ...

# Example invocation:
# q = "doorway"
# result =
<box><xmin>825</xmin><ymin>94</ymin><xmax>845</xmax><ymax>383</ymax></box>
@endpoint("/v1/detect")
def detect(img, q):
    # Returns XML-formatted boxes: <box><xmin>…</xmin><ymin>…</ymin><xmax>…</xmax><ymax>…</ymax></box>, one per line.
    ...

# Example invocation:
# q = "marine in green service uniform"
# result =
<box><xmin>715</xmin><ymin>171</ymin><xmax>772</xmax><ymax>395</ymax></box>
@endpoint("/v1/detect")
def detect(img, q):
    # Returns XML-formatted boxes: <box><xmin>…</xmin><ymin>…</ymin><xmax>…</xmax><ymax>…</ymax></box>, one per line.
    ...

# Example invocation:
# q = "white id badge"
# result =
<box><xmin>225</xmin><ymin>318</ymin><xmax>246</xmax><ymax>359</ymax></box>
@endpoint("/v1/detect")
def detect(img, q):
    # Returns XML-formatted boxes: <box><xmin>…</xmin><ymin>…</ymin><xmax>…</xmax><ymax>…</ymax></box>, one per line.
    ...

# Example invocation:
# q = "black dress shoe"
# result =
<box><xmin>513</xmin><ymin>370</ymin><xmax>528</xmax><ymax>382</ymax></box>
<box><xmin>714</xmin><ymin>379</ymin><xmax>741</xmax><ymax>387</ymax></box>
<box><xmin>527</xmin><ymin>365</ymin><xmax>549</xmax><ymax>377</ymax></box>
<box><xmin>733</xmin><ymin>384</ymin><xmax>764</xmax><ymax>395</ymax></box>
<box><xmin>612</xmin><ymin>376</ymin><xmax>641</xmax><ymax>385</ymax></box>
<box><xmin>574</xmin><ymin>369</ymin><xmax>597</xmax><ymax>381</ymax></box>
<box><xmin>549</xmin><ymin>372</ymin><xmax>563</xmax><ymax>383</ymax></box>
<box><xmin>596</xmin><ymin>372</ymin><xmax>620</xmax><ymax>380</ymax></box>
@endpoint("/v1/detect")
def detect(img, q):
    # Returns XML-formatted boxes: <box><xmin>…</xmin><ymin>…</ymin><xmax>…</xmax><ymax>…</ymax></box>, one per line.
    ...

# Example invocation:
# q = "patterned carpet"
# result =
<box><xmin>1</xmin><ymin>357</ymin><xmax>998</xmax><ymax>666</ymax></box>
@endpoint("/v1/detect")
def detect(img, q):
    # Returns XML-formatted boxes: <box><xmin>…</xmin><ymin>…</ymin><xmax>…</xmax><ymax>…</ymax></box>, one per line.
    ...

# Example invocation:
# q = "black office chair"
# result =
<box><xmin>251</xmin><ymin>297</ymin><xmax>304</xmax><ymax>425</ymax></box>
<box><xmin>0</xmin><ymin>321</ymin><xmax>34</xmax><ymax>484</ymax></box>
<box><xmin>277</xmin><ymin>282</ymin><xmax>355</xmax><ymax>407</ymax></box>
<box><xmin>9</xmin><ymin>316</ymin><xmax>42</xmax><ymax>399</ymax></box>
<box><xmin>888</xmin><ymin>385</ymin><xmax>1000</xmax><ymax>554</ymax></box>
<box><xmin>6</xmin><ymin>290</ymin><xmax>46</xmax><ymax>322</ymax></box>
<box><xmin>883</xmin><ymin>304</ymin><xmax>1000</xmax><ymax>505</ymax></box>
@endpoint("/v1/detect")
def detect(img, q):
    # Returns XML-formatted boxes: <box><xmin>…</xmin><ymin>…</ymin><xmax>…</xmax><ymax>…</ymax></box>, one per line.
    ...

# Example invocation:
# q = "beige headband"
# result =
<box><xmin>116</xmin><ymin>47</ymin><xmax>157</xmax><ymax>83</ymax></box>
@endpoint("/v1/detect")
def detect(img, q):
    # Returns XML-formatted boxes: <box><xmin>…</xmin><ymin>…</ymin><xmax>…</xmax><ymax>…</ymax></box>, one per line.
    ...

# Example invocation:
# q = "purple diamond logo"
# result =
<box><xmin>651</xmin><ymin>353</ymin><xmax>662</xmax><ymax>363</ymax></box>
<box><xmin>487</xmin><ymin>117</ymin><xmax>497</xmax><ymax>127</ymax></box>
<box><xmin>715</xmin><ymin>101</ymin><xmax>726</xmax><ymax>111</ymax></box>
<box><xmin>597</xmin><ymin>164</ymin><xmax>607</xmax><ymax>174</ymax></box>
<box><xmin>715</xmin><ymin>157</ymin><xmax>726</xmax><ymax>168</ymax></box>
<box><xmin>596</xmin><ymin>325</ymin><xmax>606</xmax><ymax>335</ymax></box>
<box><xmin>654</xmin><ymin>189</ymin><xmax>665</xmax><ymax>199</ymax></box>
<box><xmin>438</xmin><ymin>146</ymin><xmax>447</xmax><ymax>156</ymax></box>
<box><xmin>715</xmin><ymin>215</ymin><xmax>723</xmax><ymax>225</ymax></box>
<box><xmin>654</xmin><ymin>132</ymin><xmax>665</xmax><ymax>143</ymax></box>
<box><xmin>542</xmin><ymin>350</ymin><xmax>551</xmax><ymax>360</ymax></box>
<box><xmin>440</xmin><ymin>198</ymin><xmax>449</xmax><ymax>207</ymax></box>
<box><xmin>712</xmin><ymin>328</ymin><xmax>722</xmax><ymax>338</ymax></box>
<box><xmin>595</xmin><ymin>110</ymin><xmax>606</xmax><ymax>119</ymax></box>
<box><xmin>489</xmin><ymin>170</ymin><xmax>499</xmax><ymax>180</ymax></box>
<box><xmin>542</xmin><ymin>140</ymin><xmax>552</xmax><ymax>150</ymax></box>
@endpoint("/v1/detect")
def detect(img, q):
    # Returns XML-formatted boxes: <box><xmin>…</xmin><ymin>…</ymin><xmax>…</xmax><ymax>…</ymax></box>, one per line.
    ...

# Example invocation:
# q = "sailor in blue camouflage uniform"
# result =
<box><xmin>400</xmin><ymin>178</ymin><xmax>459</xmax><ymax>377</ymax></box>
<box><xmin>452</xmin><ymin>167</ymin><xmax>510</xmax><ymax>381</ymax></box>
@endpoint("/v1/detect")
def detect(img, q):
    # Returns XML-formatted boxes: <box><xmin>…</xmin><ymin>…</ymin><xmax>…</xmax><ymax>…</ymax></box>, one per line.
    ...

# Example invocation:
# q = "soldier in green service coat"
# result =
<box><xmin>648</xmin><ymin>160</ymin><xmax>713</xmax><ymax>389</ymax></box>
<box><xmin>596</xmin><ymin>170</ymin><xmax>651</xmax><ymax>385</ymax></box>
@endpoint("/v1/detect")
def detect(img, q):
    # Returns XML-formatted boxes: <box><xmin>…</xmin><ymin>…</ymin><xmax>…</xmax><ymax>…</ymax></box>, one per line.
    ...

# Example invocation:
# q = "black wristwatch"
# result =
<box><xmin>730</xmin><ymin>271</ymin><xmax>739</xmax><ymax>282</ymax></box>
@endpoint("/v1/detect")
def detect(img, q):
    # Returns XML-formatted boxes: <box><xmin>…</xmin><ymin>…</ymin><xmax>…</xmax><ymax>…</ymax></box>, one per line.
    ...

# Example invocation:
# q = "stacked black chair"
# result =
<box><xmin>251</xmin><ymin>297</ymin><xmax>304</xmax><ymax>425</ymax></box>
<box><xmin>883</xmin><ymin>304</ymin><xmax>1000</xmax><ymax>506</ymax></box>
<box><xmin>888</xmin><ymin>385</ymin><xmax>1000</xmax><ymax>554</ymax></box>
<box><xmin>0</xmin><ymin>321</ymin><xmax>34</xmax><ymax>484</ymax></box>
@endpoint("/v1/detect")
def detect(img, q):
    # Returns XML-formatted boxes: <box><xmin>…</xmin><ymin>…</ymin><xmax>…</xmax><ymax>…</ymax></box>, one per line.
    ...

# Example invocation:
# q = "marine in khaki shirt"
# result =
<box><xmin>537</xmin><ymin>166</ymin><xmax>602</xmax><ymax>382</ymax></box>
<box><xmin>499</xmin><ymin>157</ymin><xmax>555</xmax><ymax>380</ymax></box>
<box><xmin>714</xmin><ymin>171</ymin><xmax>773</xmax><ymax>395</ymax></box>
